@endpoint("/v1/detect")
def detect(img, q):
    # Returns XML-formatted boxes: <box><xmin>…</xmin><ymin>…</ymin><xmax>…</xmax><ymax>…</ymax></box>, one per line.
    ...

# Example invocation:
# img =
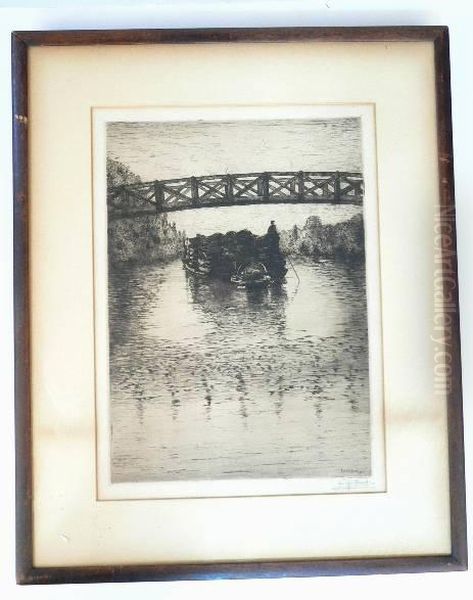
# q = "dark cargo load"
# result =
<box><xmin>183</xmin><ymin>229</ymin><xmax>287</xmax><ymax>283</ymax></box>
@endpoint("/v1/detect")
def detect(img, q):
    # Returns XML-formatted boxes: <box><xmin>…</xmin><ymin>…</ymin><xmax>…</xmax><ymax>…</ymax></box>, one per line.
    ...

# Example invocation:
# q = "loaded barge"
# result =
<box><xmin>182</xmin><ymin>229</ymin><xmax>287</xmax><ymax>289</ymax></box>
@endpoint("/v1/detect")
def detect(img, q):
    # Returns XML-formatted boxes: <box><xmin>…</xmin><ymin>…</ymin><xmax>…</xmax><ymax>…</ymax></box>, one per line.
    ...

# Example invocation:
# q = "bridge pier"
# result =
<box><xmin>190</xmin><ymin>176</ymin><xmax>199</xmax><ymax>207</ymax></box>
<box><xmin>333</xmin><ymin>171</ymin><xmax>341</xmax><ymax>203</ymax></box>
<box><xmin>225</xmin><ymin>174</ymin><xmax>234</xmax><ymax>203</ymax></box>
<box><xmin>257</xmin><ymin>172</ymin><xmax>270</xmax><ymax>202</ymax></box>
<box><xmin>297</xmin><ymin>171</ymin><xmax>305</xmax><ymax>201</ymax></box>
<box><xmin>154</xmin><ymin>181</ymin><xmax>164</xmax><ymax>212</ymax></box>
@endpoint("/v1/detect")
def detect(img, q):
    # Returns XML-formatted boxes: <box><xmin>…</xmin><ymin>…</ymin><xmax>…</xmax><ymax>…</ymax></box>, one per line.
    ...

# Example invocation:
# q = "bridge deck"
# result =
<box><xmin>108</xmin><ymin>170</ymin><xmax>364</xmax><ymax>218</ymax></box>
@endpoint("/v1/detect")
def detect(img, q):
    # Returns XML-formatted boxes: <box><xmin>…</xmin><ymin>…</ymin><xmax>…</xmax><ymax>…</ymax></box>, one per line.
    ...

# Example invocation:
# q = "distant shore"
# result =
<box><xmin>280</xmin><ymin>214</ymin><xmax>365</xmax><ymax>262</ymax></box>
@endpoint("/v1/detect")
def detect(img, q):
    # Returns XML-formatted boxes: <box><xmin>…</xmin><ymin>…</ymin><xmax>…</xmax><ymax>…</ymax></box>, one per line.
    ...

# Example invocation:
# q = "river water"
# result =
<box><xmin>109</xmin><ymin>229</ymin><xmax>370</xmax><ymax>483</ymax></box>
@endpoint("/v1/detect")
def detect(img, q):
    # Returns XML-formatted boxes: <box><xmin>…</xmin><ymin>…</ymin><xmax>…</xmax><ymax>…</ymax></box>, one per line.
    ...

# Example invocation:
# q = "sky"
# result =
<box><xmin>107</xmin><ymin>117</ymin><xmax>362</xmax><ymax>183</ymax></box>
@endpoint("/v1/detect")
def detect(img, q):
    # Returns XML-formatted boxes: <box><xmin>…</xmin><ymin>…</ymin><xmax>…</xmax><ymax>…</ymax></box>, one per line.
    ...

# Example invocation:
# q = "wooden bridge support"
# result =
<box><xmin>190</xmin><ymin>176</ymin><xmax>199</xmax><ymax>207</ymax></box>
<box><xmin>257</xmin><ymin>172</ymin><xmax>270</xmax><ymax>202</ymax></box>
<box><xmin>297</xmin><ymin>171</ymin><xmax>305</xmax><ymax>201</ymax></box>
<box><xmin>154</xmin><ymin>181</ymin><xmax>164</xmax><ymax>211</ymax></box>
<box><xmin>333</xmin><ymin>171</ymin><xmax>341</xmax><ymax>202</ymax></box>
<box><xmin>225</xmin><ymin>174</ymin><xmax>234</xmax><ymax>203</ymax></box>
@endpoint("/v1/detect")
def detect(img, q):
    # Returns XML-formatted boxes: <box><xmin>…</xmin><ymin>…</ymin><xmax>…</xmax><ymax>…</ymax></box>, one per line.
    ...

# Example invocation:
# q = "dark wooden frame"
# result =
<box><xmin>12</xmin><ymin>26</ymin><xmax>467</xmax><ymax>585</ymax></box>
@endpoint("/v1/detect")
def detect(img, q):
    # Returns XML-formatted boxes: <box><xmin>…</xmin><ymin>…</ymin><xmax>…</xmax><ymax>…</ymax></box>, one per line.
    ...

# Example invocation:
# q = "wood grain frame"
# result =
<box><xmin>12</xmin><ymin>26</ymin><xmax>467</xmax><ymax>584</ymax></box>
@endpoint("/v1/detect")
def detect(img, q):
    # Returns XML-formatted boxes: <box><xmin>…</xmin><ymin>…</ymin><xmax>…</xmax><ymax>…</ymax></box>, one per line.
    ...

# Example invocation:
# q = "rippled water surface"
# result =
<box><xmin>109</xmin><ymin>257</ymin><xmax>370</xmax><ymax>482</ymax></box>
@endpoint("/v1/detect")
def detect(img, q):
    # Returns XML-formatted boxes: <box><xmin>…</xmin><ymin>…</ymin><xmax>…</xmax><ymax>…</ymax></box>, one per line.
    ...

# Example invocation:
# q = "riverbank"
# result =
<box><xmin>108</xmin><ymin>212</ymin><xmax>364</xmax><ymax>268</ymax></box>
<box><xmin>108</xmin><ymin>214</ymin><xmax>185</xmax><ymax>268</ymax></box>
<box><xmin>280</xmin><ymin>214</ymin><xmax>365</xmax><ymax>261</ymax></box>
<box><xmin>107</xmin><ymin>157</ymin><xmax>185</xmax><ymax>268</ymax></box>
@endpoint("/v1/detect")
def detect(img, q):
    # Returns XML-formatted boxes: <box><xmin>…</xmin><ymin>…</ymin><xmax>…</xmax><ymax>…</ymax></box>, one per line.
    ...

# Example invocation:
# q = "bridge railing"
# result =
<box><xmin>108</xmin><ymin>171</ymin><xmax>363</xmax><ymax>217</ymax></box>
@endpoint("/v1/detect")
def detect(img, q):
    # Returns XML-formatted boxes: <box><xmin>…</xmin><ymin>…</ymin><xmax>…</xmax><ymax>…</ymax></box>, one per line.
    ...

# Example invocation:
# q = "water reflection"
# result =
<box><xmin>109</xmin><ymin>257</ymin><xmax>370</xmax><ymax>483</ymax></box>
<box><xmin>186</xmin><ymin>274</ymin><xmax>289</xmax><ymax>339</ymax></box>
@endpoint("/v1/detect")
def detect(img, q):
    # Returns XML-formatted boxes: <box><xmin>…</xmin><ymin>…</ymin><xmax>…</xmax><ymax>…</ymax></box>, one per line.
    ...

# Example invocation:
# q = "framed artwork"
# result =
<box><xmin>13</xmin><ymin>26</ymin><xmax>467</xmax><ymax>584</ymax></box>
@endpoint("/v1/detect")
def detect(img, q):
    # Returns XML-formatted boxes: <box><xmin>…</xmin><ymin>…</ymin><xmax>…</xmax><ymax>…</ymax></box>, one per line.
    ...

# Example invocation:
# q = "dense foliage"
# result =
<box><xmin>107</xmin><ymin>158</ymin><xmax>184</xmax><ymax>267</ymax></box>
<box><xmin>280</xmin><ymin>214</ymin><xmax>365</xmax><ymax>261</ymax></box>
<box><xmin>107</xmin><ymin>157</ymin><xmax>142</xmax><ymax>187</ymax></box>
